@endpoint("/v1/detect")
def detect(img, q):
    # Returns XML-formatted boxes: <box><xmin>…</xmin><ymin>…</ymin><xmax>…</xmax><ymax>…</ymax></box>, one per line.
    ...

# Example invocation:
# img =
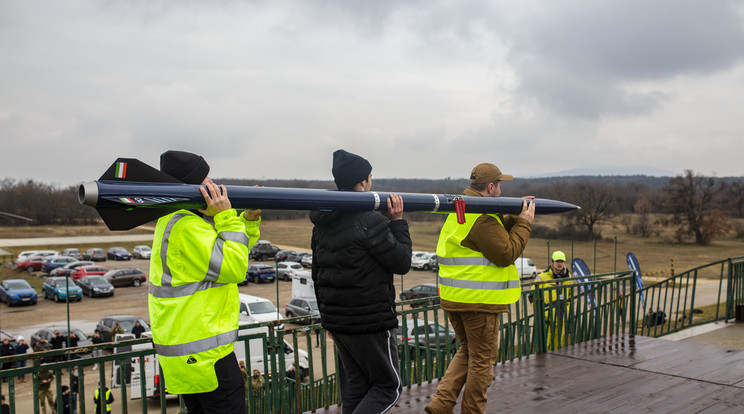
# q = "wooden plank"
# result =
<box><xmin>305</xmin><ymin>335</ymin><xmax>744</xmax><ymax>414</ymax></box>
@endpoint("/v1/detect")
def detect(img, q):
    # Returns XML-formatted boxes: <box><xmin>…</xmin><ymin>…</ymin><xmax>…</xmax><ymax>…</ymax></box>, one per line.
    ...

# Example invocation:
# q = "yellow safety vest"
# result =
<box><xmin>534</xmin><ymin>269</ymin><xmax>573</xmax><ymax>305</ymax></box>
<box><xmin>94</xmin><ymin>388</ymin><xmax>113</xmax><ymax>412</ymax></box>
<box><xmin>436</xmin><ymin>213</ymin><xmax>521</xmax><ymax>304</ymax></box>
<box><xmin>148</xmin><ymin>209</ymin><xmax>259</xmax><ymax>394</ymax></box>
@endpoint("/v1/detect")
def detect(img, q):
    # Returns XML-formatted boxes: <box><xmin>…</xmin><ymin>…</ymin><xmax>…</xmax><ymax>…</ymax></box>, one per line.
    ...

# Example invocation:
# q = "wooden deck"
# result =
<box><xmin>308</xmin><ymin>335</ymin><xmax>744</xmax><ymax>413</ymax></box>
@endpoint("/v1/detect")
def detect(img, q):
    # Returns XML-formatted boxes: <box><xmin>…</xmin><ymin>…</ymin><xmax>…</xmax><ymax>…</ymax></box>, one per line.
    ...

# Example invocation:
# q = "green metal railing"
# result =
<box><xmin>2</xmin><ymin>257</ymin><xmax>743</xmax><ymax>413</ymax></box>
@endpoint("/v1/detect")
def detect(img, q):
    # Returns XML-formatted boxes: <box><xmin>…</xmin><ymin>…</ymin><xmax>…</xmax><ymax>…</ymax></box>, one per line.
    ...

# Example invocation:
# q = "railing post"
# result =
<box><xmin>533</xmin><ymin>285</ymin><xmax>547</xmax><ymax>353</ymax></box>
<box><xmin>629</xmin><ymin>275</ymin><xmax>637</xmax><ymax>335</ymax></box>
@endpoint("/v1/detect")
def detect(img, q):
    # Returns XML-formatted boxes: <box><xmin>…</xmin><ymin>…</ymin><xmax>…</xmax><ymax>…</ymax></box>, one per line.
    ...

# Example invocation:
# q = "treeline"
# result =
<box><xmin>2</xmin><ymin>172</ymin><xmax>743</xmax><ymax>245</ymax></box>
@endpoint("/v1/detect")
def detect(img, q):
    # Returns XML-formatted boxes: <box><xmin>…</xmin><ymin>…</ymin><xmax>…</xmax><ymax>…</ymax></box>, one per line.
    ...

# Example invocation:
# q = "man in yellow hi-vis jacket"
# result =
<box><xmin>426</xmin><ymin>163</ymin><xmax>534</xmax><ymax>414</ymax></box>
<box><xmin>533</xmin><ymin>251</ymin><xmax>572</xmax><ymax>350</ymax></box>
<box><xmin>148</xmin><ymin>150</ymin><xmax>261</xmax><ymax>414</ymax></box>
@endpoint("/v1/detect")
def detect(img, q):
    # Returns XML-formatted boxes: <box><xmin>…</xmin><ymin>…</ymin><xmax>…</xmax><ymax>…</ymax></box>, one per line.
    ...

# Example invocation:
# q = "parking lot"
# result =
<box><xmin>2</xmin><ymin>253</ymin><xmax>441</xmax><ymax>348</ymax></box>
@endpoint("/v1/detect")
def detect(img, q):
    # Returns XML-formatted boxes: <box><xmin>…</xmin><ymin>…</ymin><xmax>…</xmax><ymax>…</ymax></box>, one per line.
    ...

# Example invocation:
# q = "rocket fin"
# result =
<box><xmin>96</xmin><ymin>207</ymin><xmax>177</xmax><ymax>231</ymax></box>
<box><xmin>99</xmin><ymin>158</ymin><xmax>182</xmax><ymax>183</ymax></box>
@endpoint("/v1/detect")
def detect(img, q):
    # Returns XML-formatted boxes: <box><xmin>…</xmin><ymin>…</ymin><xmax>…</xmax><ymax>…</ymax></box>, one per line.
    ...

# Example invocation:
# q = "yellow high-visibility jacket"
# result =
<box><xmin>148</xmin><ymin>209</ymin><xmax>259</xmax><ymax>394</ymax></box>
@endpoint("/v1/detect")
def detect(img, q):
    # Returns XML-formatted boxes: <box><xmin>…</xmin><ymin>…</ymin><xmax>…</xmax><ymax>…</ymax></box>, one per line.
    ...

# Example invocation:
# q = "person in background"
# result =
<box><xmin>50</xmin><ymin>330</ymin><xmax>66</xmax><ymax>362</ymax></box>
<box><xmin>311</xmin><ymin>149</ymin><xmax>412</xmax><ymax>413</ymax></box>
<box><xmin>149</xmin><ymin>150</ymin><xmax>261</xmax><ymax>414</ymax></box>
<box><xmin>93</xmin><ymin>382</ymin><xmax>114</xmax><ymax>414</ymax></box>
<box><xmin>0</xmin><ymin>338</ymin><xmax>14</xmax><ymax>382</ymax></box>
<box><xmin>38</xmin><ymin>367</ymin><xmax>56</xmax><ymax>414</ymax></box>
<box><xmin>533</xmin><ymin>251</ymin><xmax>573</xmax><ymax>350</ymax></box>
<box><xmin>33</xmin><ymin>337</ymin><xmax>53</xmax><ymax>364</ymax></box>
<box><xmin>426</xmin><ymin>162</ymin><xmax>534</xmax><ymax>414</ymax></box>
<box><xmin>131</xmin><ymin>321</ymin><xmax>146</xmax><ymax>338</ymax></box>
<box><xmin>91</xmin><ymin>331</ymin><xmax>103</xmax><ymax>370</ymax></box>
<box><xmin>70</xmin><ymin>366</ymin><xmax>79</xmax><ymax>414</ymax></box>
<box><xmin>1</xmin><ymin>394</ymin><xmax>10</xmax><ymax>414</ymax></box>
<box><xmin>54</xmin><ymin>385</ymin><xmax>71</xmax><ymax>414</ymax></box>
<box><xmin>14</xmin><ymin>336</ymin><xmax>29</xmax><ymax>382</ymax></box>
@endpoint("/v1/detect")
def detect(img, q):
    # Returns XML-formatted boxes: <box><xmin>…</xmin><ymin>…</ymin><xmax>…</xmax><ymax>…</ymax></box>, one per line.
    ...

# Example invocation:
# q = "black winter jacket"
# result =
<box><xmin>310</xmin><ymin>209</ymin><xmax>412</xmax><ymax>334</ymax></box>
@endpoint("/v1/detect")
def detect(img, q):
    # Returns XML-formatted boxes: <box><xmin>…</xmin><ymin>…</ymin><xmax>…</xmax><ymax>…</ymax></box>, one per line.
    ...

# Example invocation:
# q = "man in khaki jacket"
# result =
<box><xmin>426</xmin><ymin>163</ymin><xmax>534</xmax><ymax>414</ymax></box>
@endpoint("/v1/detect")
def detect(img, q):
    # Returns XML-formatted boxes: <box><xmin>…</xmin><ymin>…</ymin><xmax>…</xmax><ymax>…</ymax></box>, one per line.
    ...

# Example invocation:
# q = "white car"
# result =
<box><xmin>411</xmin><ymin>253</ymin><xmax>436</xmax><ymax>270</ymax></box>
<box><xmin>515</xmin><ymin>257</ymin><xmax>538</xmax><ymax>280</ymax></box>
<box><xmin>238</xmin><ymin>293</ymin><xmax>285</xmax><ymax>329</ymax></box>
<box><xmin>276</xmin><ymin>261</ymin><xmax>303</xmax><ymax>281</ymax></box>
<box><xmin>132</xmin><ymin>245</ymin><xmax>152</xmax><ymax>259</ymax></box>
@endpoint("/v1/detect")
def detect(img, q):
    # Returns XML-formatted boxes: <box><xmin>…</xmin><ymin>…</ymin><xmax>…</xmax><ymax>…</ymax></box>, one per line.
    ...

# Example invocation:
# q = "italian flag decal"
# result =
<box><xmin>119</xmin><ymin>198</ymin><xmax>135</xmax><ymax>204</ymax></box>
<box><xmin>115</xmin><ymin>162</ymin><xmax>127</xmax><ymax>179</ymax></box>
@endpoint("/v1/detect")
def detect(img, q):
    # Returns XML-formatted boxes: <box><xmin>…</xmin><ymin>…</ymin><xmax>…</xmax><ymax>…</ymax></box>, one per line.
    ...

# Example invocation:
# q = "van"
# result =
<box><xmin>291</xmin><ymin>271</ymin><xmax>315</xmax><ymax>299</ymax></box>
<box><xmin>514</xmin><ymin>257</ymin><xmax>537</xmax><ymax>280</ymax></box>
<box><xmin>238</xmin><ymin>294</ymin><xmax>286</xmax><ymax>329</ymax></box>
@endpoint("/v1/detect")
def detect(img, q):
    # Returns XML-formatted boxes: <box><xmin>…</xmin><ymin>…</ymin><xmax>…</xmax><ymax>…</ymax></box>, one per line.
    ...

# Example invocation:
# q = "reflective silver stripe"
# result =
<box><xmin>372</xmin><ymin>192</ymin><xmax>380</xmax><ymax>210</ymax></box>
<box><xmin>205</xmin><ymin>231</ymin><xmax>249</xmax><ymax>281</ymax></box>
<box><xmin>205</xmin><ymin>238</ymin><xmax>223</xmax><ymax>282</ymax></box>
<box><xmin>438</xmin><ymin>256</ymin><xmax>497</xmax><ymax>266</ymax></box>
<box><xmin>149</xmin><ymin>280</ymin><xmax>227</xmax><ymax>299</ymax></box>
<box><xmin>432</xmin><ymin>194</ymin><xmax>440</xmax><ymax>212</ymax></box>
<box><xmin>160</xmin><ymin>213</ymin><xmax>189</xmax><ymax>287</ymax></box>
<box><xmin>154</xmin><ymin>329</ymin><xmax>238</xmax><ymax>357</ymax></box>
<box><xmin>439</xmin><ymin>276</ymin><xmax>520</xmax><ymax>291</ymax></box>
<box><xmin>219</xmin><ymin>231</ymin><xmax>250</xmax><ymax>246</ymax></box>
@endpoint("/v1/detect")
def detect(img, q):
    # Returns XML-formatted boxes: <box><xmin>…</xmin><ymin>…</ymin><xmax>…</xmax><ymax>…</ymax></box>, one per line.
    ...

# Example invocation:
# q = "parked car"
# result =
<box><xmin>70</xmin><ymin>265</ymin><xmax>109</xmax><ymax>281</ymax></box>
<box><xmin>107</xmin><ymin>247</ymin><xmax>132</xmax><ymax>261</ymax></box>
<box><xmin>238</xmin><ymin>294</ymin><xmax>285</xmax><ymax>328</ymax></box>
<box><xmin>41</xmin><ymin>277</ymin><xmax>83</xmax><ymax>302</ymax></box>
<box><xmin>60</xmin><ymin>248</ymin><xmax>82</xmax><ymax>260</ymax></box>
<box><xmin>50</xmin><ymin>261</ymin><xmax>95</xmax><ymax>277</ymax></box>
<box><xmin>284</xmin><ymin>297</ymin><xmax>320</xmax><ymax>324</ymax></box>
<box><xmin>515</xmin><ymin>257</ymin><xmax>537</xmax><ymax>280</ymax></box>
<box><xmin>249</xmin><ymin>240</ymin><xmax>279</xmax><ymax>261</ymax></box>
<box><xmin>411</xmin><ymin>252</ymin><xmax>436</xmax><ymax>270</ymax></box>
<box><xmin>0</xmin><ymin>279</ymin><xmax>38</xmax><ymax>306</ymax></box>
<box><xmin>42</xmin><ymin>256</ymin><xmax>79</xmax><ymax>273</ymax></box>
<box><xmin>16</xmin><ymin>255</ymin><xmax>46</xmax><ymax>272</ymax></box>
<box><xmin>17</xmin><ymin>250</ymin><xmax>58</xmax><ymax>263</ymax></box>
<box><xmin>396</xmin><ymin>319</ymin><xmax>456</xmax><ymax>357</ymax></box>
<box><xmin>15</xmin><ymin>250</ymin><xmax>56</xmax><ymax>264</ymax></box>
<box><xmin>30</xmin><ymin>326</ymin><xmax>92</xmax><ymax>349</ymax></box>
<box><xmin>244</xmin><ymin>264</ymin><xmax>276</xmax><ymax>284</ymax></box>
<box><xmin>287</xmin><ymin>251</ymin><xmax>311</xmax><ymax>263</ymax></box>
<box><xmin>300</xmin><ymin>253</ymin><xmax>313</xmax><ymax>268</ymax></box>
<box><xmin>399</xmin><ymin>283</ymin><xmax>440</xmax><ymax>306</ymax></box>
<box><xmin>103</xmin><ymin>268</ymin><xmax>147</xmax><ymax>287</ymax></box>
<box><xmin>275</xmin><ymin>249</ymin><xmax>293</xmax><ymax>262</ymax></box>
<box><xmin>132</xmin><ymin>245</ymin><xmax>152</xmax><ymax>259</ymax></box>
<box><xmin>276</xmin><ymin>261</ymin><xmax>303</xmax><ymax>281</ymax></box>
<box><xmin>76</xmin><ymin>275</ymin><xmax>115</xmax><ymax>298</ymax></box>
<box><xmin>96</xmin><ymin>315</ymin><xmax>151</xmax><ymax>342</ymax></box>
<box><xmin>83</xmin><ymin>248</ymin><xmax>106</xmax><ymax>261</ymax></box>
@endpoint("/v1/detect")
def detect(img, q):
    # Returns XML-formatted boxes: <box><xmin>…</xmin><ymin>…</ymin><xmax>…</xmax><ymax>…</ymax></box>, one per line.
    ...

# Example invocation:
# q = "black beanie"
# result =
<box><xmin>332</xmin><ymin>149</ymin><xmax>372</xmax><ymax>190</ymax></box>
<box><xmin>160</xmin><ymin>150</ymin><xmax>210</xmax><ymax>184</ymax></box>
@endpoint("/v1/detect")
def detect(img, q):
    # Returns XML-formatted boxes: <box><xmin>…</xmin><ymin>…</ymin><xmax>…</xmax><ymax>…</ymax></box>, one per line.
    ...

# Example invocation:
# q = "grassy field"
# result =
<box><xmin>2</xmin><ymin>215</ymin><xmax>743</xmax><ymax>281</ymax></box>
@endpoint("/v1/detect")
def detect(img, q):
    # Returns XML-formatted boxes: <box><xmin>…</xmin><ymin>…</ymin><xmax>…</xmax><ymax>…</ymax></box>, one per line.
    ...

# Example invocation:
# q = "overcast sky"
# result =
<box><xmin>2</xmin><ymin>0</ymin><xmax>743</xmax><ymax>188</ymax></box>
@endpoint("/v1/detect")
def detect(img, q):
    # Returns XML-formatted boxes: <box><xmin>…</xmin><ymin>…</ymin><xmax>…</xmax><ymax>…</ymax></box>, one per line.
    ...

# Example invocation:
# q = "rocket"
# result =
<box><xmin>79</xmin><ymin>158</ymin><xmax>580</xmax><ymax>230</ymax></box>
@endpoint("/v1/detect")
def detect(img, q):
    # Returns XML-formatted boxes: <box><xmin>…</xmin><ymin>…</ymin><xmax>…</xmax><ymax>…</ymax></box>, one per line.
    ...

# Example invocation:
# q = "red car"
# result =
<box><xmin>16</xmin><ymin>256</ymin><xmax>45</xmax><ymax>272</ymax></box>
<box><xmin>70</xmin><ymin>265</ymin><xmax>109</xmax><ymax>281</ymax></box>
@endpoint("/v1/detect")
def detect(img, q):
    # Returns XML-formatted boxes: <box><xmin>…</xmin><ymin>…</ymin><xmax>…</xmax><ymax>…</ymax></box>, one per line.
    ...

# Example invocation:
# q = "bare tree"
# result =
<box><xmin>663</xmin><ymin>170</ymin><xmax>731</xmax><ymax>245</ymax></box>
<box><xmin>566</xmin><ymin>182</ymin><xmax>615</xmax><ymax>238</ymax></box>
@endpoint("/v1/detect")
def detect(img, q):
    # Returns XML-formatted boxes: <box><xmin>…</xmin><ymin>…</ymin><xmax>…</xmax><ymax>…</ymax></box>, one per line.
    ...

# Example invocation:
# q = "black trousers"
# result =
<box><xmin>332</xmin><ymin>330</ymin><xmax>402</xmax><ymax>414</ymax></box>
<box><xmin>181</xmin><ymin>352</ymin><xmax>246</xmax><ymax>414</ymax></box>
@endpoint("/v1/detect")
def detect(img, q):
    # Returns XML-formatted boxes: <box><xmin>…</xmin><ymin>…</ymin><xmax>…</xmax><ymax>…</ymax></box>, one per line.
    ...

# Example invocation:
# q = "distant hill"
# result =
<box><xmin>532</xmin><ymin>166</ymin><xmax>678</xmax><ymax>178</ymax></box>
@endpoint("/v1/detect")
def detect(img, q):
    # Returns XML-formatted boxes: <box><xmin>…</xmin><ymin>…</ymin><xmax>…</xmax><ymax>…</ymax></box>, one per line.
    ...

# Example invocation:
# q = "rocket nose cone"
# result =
<box><xmin>78</xmin><ymin>182</ymin><xmax>99</xmax><ymax>207</ymax></box>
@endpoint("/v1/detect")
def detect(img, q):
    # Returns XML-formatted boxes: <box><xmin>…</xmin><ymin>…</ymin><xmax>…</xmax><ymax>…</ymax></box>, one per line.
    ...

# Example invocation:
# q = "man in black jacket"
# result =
<box><xmin>311</xmin><ymin>149</ymin><xmax>412</xmax><ymax>414</ymax></box>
